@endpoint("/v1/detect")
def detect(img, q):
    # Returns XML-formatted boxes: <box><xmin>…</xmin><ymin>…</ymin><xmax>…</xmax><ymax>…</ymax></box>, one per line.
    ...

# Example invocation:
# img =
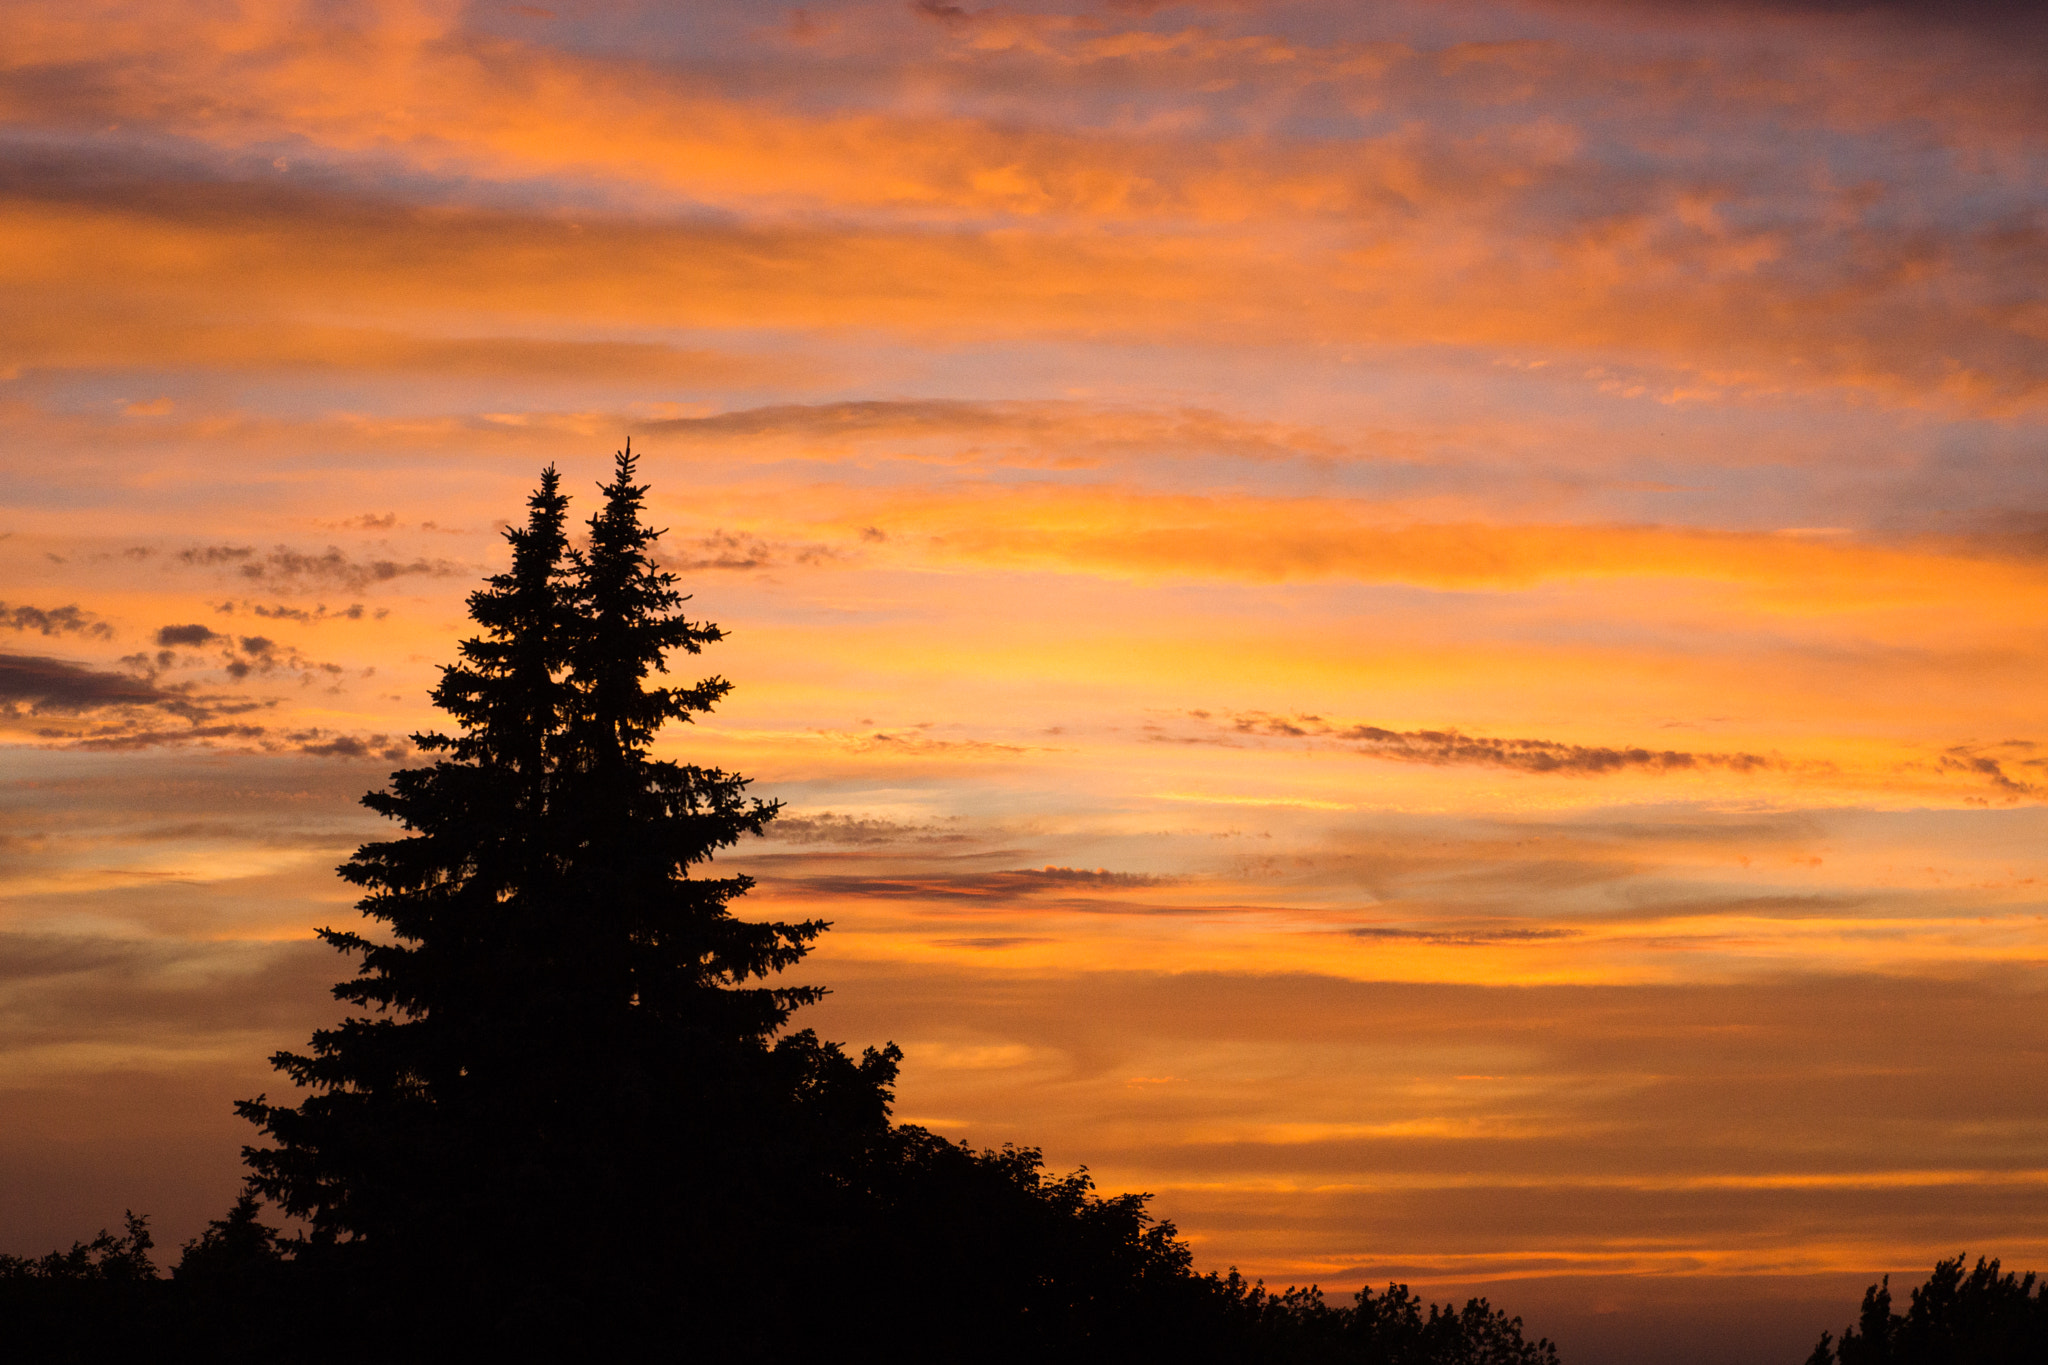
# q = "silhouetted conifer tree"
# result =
<box><xmin>235</xmin><ymin>451</ymin><xmax>896</xmax><ymax>1341</ymax></box>
<box><xmin>237</xmin><ymin>467</ymin><xmax>581</xmax><ymax>1256</ymax></box>
<box><xmin>524</xmin><ymin>448</ymin><xmax>900</xmax><ymax>1324</ymax></box>
<box><xmin>550</xmin><ymin>445</ymin><xmax>838</xmax><ymax>1067</ymax></box>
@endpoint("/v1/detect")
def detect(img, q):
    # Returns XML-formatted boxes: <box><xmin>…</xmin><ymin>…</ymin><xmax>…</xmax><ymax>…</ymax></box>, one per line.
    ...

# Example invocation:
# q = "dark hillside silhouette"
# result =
<box><xmin>5</xmin><ymin>452</ymin><xmax>1564</xmax><ymax>1362</ymax></box>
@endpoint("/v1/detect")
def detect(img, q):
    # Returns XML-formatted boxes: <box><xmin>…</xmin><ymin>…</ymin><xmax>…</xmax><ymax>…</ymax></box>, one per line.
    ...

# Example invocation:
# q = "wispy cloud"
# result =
<box><xmin>761</xmin><ymin>811</ymin><xmax>979</xmax><ymax>846</ymax></box>
<box><xmin>0</xmin><ymin>653</ymin><xmax>179</xmax><ymax>712</ymax></box>
<box><xmin>709</xmin><ymin>483</ymin><xmax>2048</xmax><ymax>600</ymax></box>
<box><xmin>0</xmin><ymin>663</ymin><xmax>270</xmax><ymax>749</ymax></box>
<box><xmin>1348</xmin><ymin>924</ymin><xmax>1582</xmax><ymax>945</ymax></box>
<box><xmin>638</xmin><ymin>400</ymin><xmax>1347</xmax><ymax>467</ymax></box>
<box><xmin>659</xmin><ymin>530</ymin><xmax>841</xmax><ymax>573</ymax></box>
<box><xmin>214</xmin><ymin>601</ymin><xmax>382</xmax><ymax>625</ymax></box>
<box><xmin>1213</xmin><ymin>711</ymin><xmax>1781</xmax><ymax>776</ymax></box>
<box><xmin>0</xmin><ymin>603</ymin><xmax>112</xmax><ymax>639</ymax></box>
<box><xmin>1938</xmin><ymin>743</ymin><xmax>2048</xmax><ymax>798</ymax></box>
<box><xmin>174</xmin><ymin>545</ymin><xmax>463</xmax><ymax>593</ymax></box>
<box><xmin>787</xmin><ymin>866</ymin><xmax>1172</xmax><ymax>902</ymax></box>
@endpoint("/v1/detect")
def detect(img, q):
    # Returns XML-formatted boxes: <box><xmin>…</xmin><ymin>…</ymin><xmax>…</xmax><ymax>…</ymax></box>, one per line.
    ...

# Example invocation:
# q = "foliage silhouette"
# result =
<box><xmin>5</xmin><ymin>453</ymin><xmax>1568</xmax><ymax>1361</ymax></box>
<box><xmin>1806</xmin><ymin>1255</ymin><xmax>2048</xmax><ymax>1365</ymax></box>
<box><xmin>173</xmin><ymin>1192</ymin><xmax>281</xmax><ymax>1286</ymax></box>
<box><xmin>1209</xmin><ymin>1274</ymin><xmax>1563</xmax><ymax>1364</ymax></box>
<box><xmin>0</xmin><ymin>1213</ymin><xmax>167</xmax><ymax>1360</ymax></box>
<box><xmin>0</xmin><ymin>1211</ymin><xmax>155</xmax><ymax>1281</ymax></box>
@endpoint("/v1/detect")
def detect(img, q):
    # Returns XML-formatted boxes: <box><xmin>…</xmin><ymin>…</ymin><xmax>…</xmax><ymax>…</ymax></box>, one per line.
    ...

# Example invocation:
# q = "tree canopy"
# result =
<box><xmin>1807</xmin><ymin>1256</ymin><xmax>2048</xmax><ymax>1365</ymax></box>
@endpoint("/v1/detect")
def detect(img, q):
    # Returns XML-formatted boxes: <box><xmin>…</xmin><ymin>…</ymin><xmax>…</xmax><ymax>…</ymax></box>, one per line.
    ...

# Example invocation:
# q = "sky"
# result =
<box><xmin>3</xmin><ymin>0</ymin><xmax>2047</xmax><ymax>1359</ymax></box>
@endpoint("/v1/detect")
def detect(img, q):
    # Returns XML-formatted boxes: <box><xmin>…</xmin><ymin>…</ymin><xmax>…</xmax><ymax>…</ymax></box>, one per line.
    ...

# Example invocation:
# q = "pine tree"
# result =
<box><xmin>535</xmin><ymin>449</ymin><xmax>900</xmax><ymax>1314</ymax></box>
<box><xmin>238</xmin><ymin>468</ymin><xmax>578</xmax><ymax>1252</ymax></box>
<box><xmin>553</xmin><ymin>445</ymin><xmax>825</xmax><ymax>1068</ymax></box>
<box><xmin>235</xmin><ymin>452</ymin><xmax>898</xmax><ymax>1335</ymax></box>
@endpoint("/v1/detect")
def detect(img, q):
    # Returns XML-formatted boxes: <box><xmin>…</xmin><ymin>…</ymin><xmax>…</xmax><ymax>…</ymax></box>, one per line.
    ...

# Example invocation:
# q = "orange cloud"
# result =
<box><xmin>4</xmin><ymin>3</ymin><xmax>2045</xmax><ymax>410</ymax></box>
<box><xmin>708</xmin><ymin>479</ymin><xmax>2048</xmax><ymax>606</ymax></box>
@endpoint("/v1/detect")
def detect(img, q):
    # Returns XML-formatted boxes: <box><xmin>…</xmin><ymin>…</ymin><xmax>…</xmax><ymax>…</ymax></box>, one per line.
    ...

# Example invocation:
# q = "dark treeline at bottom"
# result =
<box><xmin>0</xmin><ymin>1199</ymin><xmax>1555</xmax><ymax>1362</ymax></box>
<box><xmin>10</xmin><ymin>1213</ymin><xmax>2048</xmax><ymax>1362</ymax></box>
<box><xmin>0</xmin><ymin>454</ymin><xmax>2023</xmax><ymax>1362</ymax></box>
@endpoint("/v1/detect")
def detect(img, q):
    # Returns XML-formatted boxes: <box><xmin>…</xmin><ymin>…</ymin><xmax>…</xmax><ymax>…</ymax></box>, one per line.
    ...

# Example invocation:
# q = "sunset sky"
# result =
<box><xmin>4</xmin><ymin>0</ymin><xmax>2048</xmax><ymax>1359</ymax></box>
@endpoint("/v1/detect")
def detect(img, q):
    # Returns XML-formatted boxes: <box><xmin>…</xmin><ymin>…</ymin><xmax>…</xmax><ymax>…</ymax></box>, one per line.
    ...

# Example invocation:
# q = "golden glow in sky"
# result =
<box><xmin>3</xmin><ymin>2</ymin><xmax>2047</xmax><ymax>1359</ymax></box>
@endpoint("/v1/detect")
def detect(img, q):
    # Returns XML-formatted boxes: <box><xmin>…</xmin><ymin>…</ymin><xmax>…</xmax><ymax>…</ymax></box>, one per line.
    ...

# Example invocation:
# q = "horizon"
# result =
<box><xmin>4</xmin><ymin>2</ymin><xmax>2048</xmax><ymax>1361</ymax></box>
